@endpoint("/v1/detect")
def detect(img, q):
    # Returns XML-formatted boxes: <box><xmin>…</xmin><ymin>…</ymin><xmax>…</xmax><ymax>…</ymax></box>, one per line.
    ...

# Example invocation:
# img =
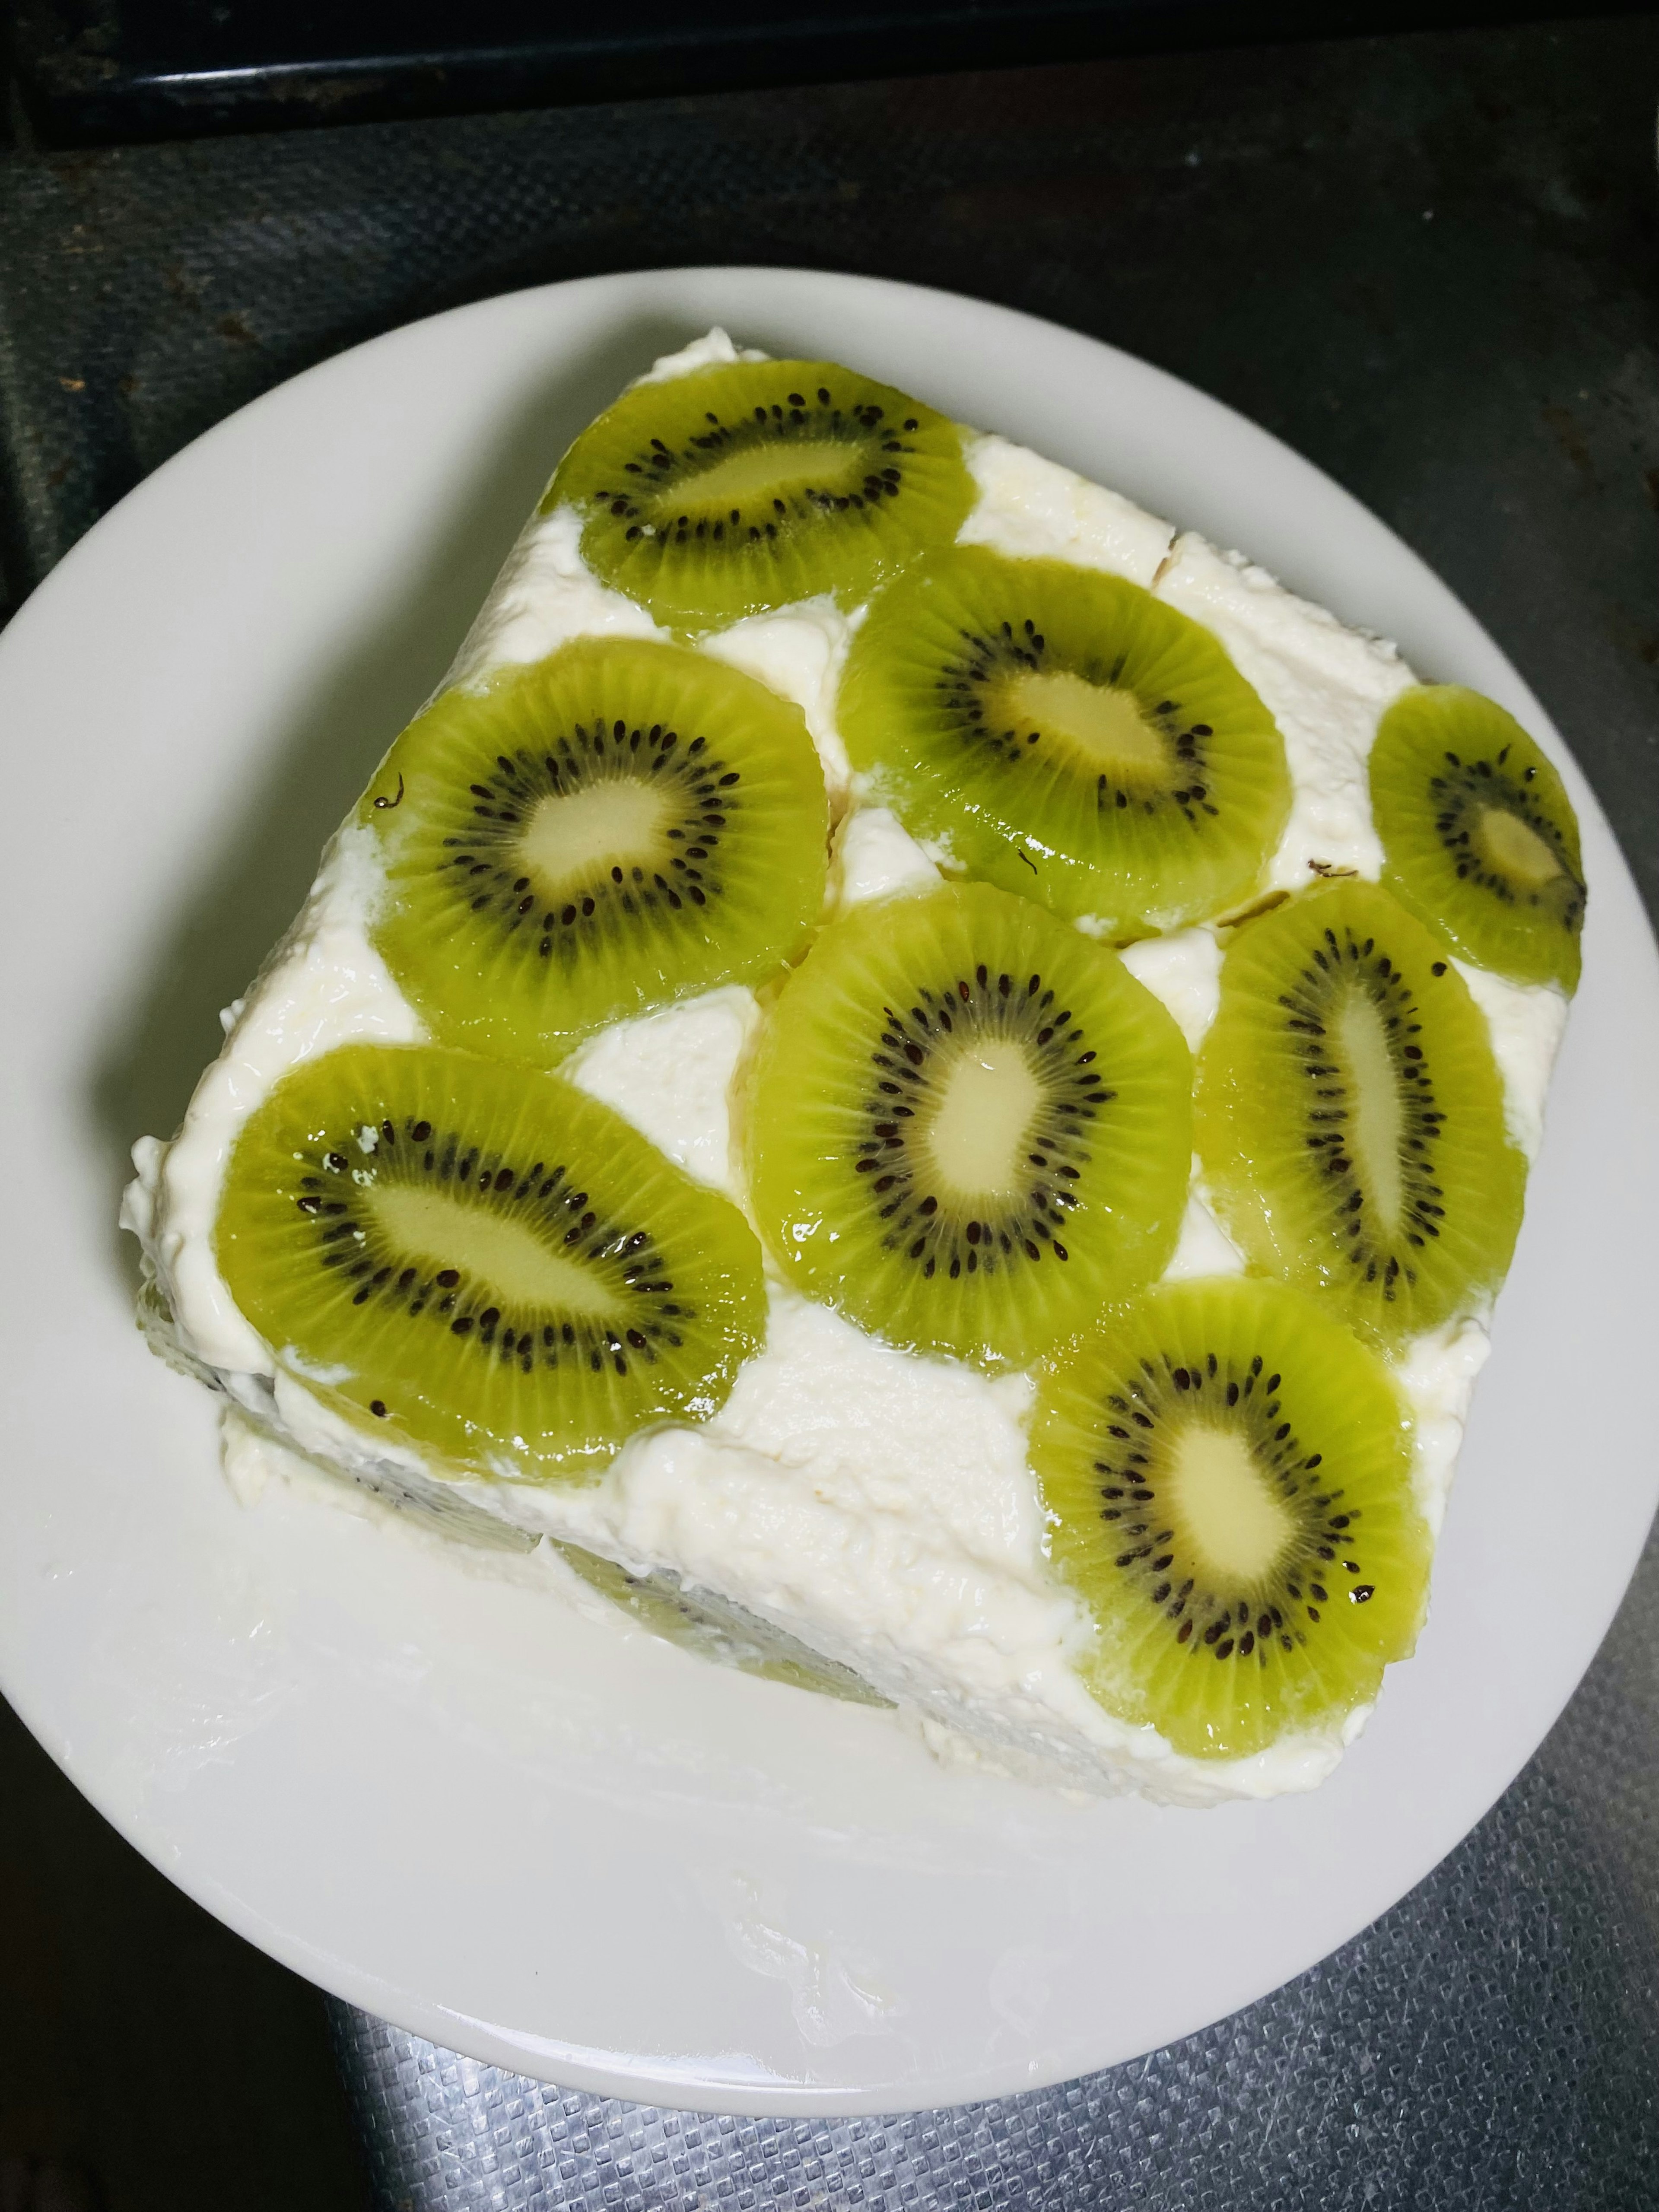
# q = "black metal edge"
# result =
<box><xmin>10</xmin><ymin>0</ymin><xmax>1656</xmax><ymax>149</ymax></box>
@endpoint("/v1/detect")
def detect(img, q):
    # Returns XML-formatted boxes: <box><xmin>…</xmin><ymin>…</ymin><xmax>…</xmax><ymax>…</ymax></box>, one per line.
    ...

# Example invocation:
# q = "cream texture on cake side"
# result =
<box><xmin>121</xmin><ymin>328</ymin><xmax>1571</xmax><ymax>1804</ymax></box>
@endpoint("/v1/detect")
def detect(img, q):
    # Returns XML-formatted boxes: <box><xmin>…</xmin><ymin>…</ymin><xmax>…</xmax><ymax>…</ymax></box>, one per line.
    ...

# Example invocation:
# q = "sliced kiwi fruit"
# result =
<box><xmin>1370</xmin><ymin>684</ymin><xmax>1586</xmax><ymax>992</ymax></box>
<box><xmin>1195</xmin><ymin>879</ymin><xmax>1526</xmax><ymax>1343</ymax></box>
<box><xmin>1033</xmin><ymin>1275</ymin><xmax>1427</xmax><ymax>1761</ymax></box>
<box><xmin>546</xmin><ymin>358</ymin><xmax>976</xmax><ymax>629</ymax></box>
<box><xmin>215</xmin><ymin>1042</ymin><xmax>766</xmax><ymax>1479</ymax></box>
<box><xmin>837</xmin><ymin>545</ymin><xmax>1290</xmax><ymax>938</ymax></box>
<box><xmin>553</xmin><ymin>1542</ymin><xmax>893</xmax><ymax>1706</ymax></box>
<box><xmin>746</xmin><ymin>880</ymin><xmax>1193</xmax><ymax>1368</ymax></box>
<box><xmin>365</xmin><ymin>637</ymin><xmax>828</xmax><ymax>1065</ymax></box>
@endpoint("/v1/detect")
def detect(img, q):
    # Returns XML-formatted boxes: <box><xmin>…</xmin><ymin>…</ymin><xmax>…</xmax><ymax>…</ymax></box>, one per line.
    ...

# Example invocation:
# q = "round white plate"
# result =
<box><xmin>1</xmin><ymin>268</ymin><xmax>1653</xmax><ymax>2117</ymax></box>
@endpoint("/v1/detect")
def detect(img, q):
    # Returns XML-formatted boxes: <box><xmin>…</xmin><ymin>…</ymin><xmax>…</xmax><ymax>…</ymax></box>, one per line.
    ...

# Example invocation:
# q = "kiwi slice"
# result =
<box><xmin>747</xmin><ymin>881</ymin><xmax>1193</xmax><ymax>1368</ymax></box>
<box><xmin>1370</xmin><ymin>684</ymin><xmax>1586</xmax><ymax>992</ymax></box>
<box><xmin>215</xmin><ymin>1042</ymin><xmax>766</xmax><ymax>1478</ymax></box>
<box><xmin>365</xmin><ymin>637</ymin><xmax>828</xmax><ymax>1065</ymax></box>
<box><xmin>545</xmin><ymin>357</ymin><xmax>975</xmax><ymax>629</ymax></box>
<box><xmin>837</xmin><ymin>545</ymin><xmax>1290</xmax><ymax>938</ymax></box>
<box><xmin>553</xmin><ymin>1543</ymin><xmax>893</xmax><ymax>1706</ymax></box>
<box><xmin>1033</xmin><ymin>1275</ymin><xmax>1428</xmax><ymax>1761</ymax></box>
<box><xmin>1196</xmin><ymin>879</ymin><xmax>1526</xmax><ymax>1342</ymax></box>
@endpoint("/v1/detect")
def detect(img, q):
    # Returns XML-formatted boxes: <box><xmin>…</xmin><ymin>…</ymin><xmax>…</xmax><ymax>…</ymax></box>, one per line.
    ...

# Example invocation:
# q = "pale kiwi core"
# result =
<box><xmin>919</xmin><ymin>1040</ymin><xmax>1042</xmax><ymax>1198</ymax></box>
<box><xmin>996</xmin><ymin>668</ymin><xmax>1169</xmax><ymax>787</ymax></box>
<box><xmin>1337</xmin><ymin>988</ymin><xmax>1407</xmax><ymax>1234</ymax></box>
<box><xmin>1478</xmin><ymin>804</ymin><xmax>1563</xmax><ymax>889</ymax></box>
<box><xmin>368</xmin><ymin>1183</ymin><xmax>620</xmax><ymax>1319</ymax></box>
<box><xmin>1168</xmin><ymin>1425</ymin><xmax>1295</xmax><ymax>1583</ymax></box>
<box><xmin>643</xmin><ymin>439</ymin><xmax>863</xmax><ymax>519</ymax></box>
<box><xmin>517</xmin><ymin>780</ymin><xmax>669</xmax><ymax>900</ymax></box>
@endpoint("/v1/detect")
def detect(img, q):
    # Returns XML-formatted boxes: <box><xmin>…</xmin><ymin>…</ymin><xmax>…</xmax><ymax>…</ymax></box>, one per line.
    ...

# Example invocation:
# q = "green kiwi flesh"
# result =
<box><xmin>365</xmin><ymin>636</ymin><xmax>828</xmax><ymax>1065</ymax></box>
<box><xmin>547</xmin><ymin>358</ymin><xmax>976</xmax><ymax>629</ymax></box>
<box><xmin>1196</xmin><ymin>879</ymin><xmax>1526</xmax><ymax>1343</ymax></box>
<box><xmin>1033</xmin><ymin>1275</ymin><xmax>1427</xmax><ymax>1760</ymax></box>
<box><xmin>838</xmin><ymin>545</ymin><xmax>1290</xmax><ymax>938</ymax></box>
<box><xmin>553</xmin><ymin>1543</ymin><xmax>894</xmax><ymax>1705</ymax></box>
<box><xmin>746</xmin><ymin>880</ymin><xmax>1193</xmax><ymax>1368</ymax></box>
<box><xmin>1370</xmin><ymin>684</ymin><xmax>1586</xmax><ymax>992</ymax></box>
<box><xmin>215</xmin><ymin>1042</ymin><xmax>766</xmax><ymax>1478</ymax></box>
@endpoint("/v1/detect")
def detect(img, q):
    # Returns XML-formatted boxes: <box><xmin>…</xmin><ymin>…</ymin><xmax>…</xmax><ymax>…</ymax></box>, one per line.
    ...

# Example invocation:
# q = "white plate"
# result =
<box><xmin>1</xmin><ymin>268</ymin><xmax>1654</xmax><ymax>2117</ymax></box>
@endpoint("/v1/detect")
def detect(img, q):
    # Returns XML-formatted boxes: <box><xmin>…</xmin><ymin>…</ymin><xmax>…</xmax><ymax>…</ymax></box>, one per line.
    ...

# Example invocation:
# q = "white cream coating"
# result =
<box><xmin>1394</xmin><ymin>1316</ymin><xmax>1494</xmax><ymax>1538</ymax></box>
<box><xmin>1452</xmin><ymin>963</ymin><xmax>1568</xmax><ymax>1163</ymax></box>
<box><xmin>564</xmin><ymin>988</ymin><xmax>760</xmax><ymax>1203</ymax></box>
<box><xmin>1119</xmin><ymin>928</ymin><xmax>1224</xmax><ymax>1055</ymax></box>
<box><xmin>123</xmin><ymin>331</ymin><xmax>1571</xmax><ymax>1804</ymax></box>
<box><xmin>956</xmin><ymin>434</ymin><xmax>1174</xmax><ymax>585</ymax></box>
<box><xmin>632</xmin><ymin>326</ymin><xmax>771</xmax><ymax>385</ymax></box>
<box><xmin>121</xmin><ymin>824</ymin><xmax>423</xmax><ymax>1379</ymax></box>
<box><xmin>1163</xmin><ymin>1190</ymin><xmax>1247</xmax><ymax>1283</ymax></box>
<box><xmin>828</xmin><ymin>805</ymin><xmax>942</xmax><ymax>910</ymax></box>
<box><xmin>1154</xmin><ymin>533</ymin><xmax>1417</xmax><ymax>891</ymax></box>
<box><xmin>447</xmin><ymin>505</ymin><xmax>666</xmax><ymax>693</ymax></box>
<box><xmin>702</xmin><ymin>598</ymin><xmax>857</xmax><ymax>806</ymax></box>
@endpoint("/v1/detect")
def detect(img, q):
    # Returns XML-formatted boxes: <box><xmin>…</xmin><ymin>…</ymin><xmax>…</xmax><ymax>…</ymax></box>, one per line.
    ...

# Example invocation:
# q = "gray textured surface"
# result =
<box><xmin>3</xmin><ymin>11</ymin><xmax>1658</xmax><ymax>2206</ymax></box>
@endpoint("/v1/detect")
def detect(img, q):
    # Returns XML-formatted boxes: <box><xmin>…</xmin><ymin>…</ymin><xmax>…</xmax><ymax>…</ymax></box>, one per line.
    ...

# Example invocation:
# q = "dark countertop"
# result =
<box><xmin>4</xmin><ymin>14</ymin><xmax>1659</xmax><ymax>897</ymax></box>
<box><xmin>1</xmin><ymin>13</ymin><xmax>1656</xmax><ymax>2208</ymax></box>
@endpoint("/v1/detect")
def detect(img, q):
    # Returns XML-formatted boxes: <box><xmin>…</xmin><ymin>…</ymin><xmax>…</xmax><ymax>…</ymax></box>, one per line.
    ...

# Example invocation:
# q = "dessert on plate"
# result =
<box><xmin>121</xmin><ymin>328</ymin><xmax>1585</xmax><ymax>1804</ymax></box>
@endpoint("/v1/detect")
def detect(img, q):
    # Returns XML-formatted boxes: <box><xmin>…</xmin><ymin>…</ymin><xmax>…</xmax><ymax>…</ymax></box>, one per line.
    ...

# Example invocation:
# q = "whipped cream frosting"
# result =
<box><xmin>121</xmin><ymin>328</ymin><xmax>1570</xmax><ymax>1805</ymax></box>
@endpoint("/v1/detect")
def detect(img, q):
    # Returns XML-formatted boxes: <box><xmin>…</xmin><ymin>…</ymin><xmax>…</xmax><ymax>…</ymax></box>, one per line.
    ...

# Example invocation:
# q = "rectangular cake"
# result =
<box><xmin>122</xmin><ymin>327</ymin><xmax>1580</xmax><ymax>1806</ymax></box>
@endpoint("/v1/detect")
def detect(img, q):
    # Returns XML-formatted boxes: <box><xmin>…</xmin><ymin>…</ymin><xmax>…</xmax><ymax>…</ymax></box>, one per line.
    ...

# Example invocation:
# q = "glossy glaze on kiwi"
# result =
<box><xmin>1370</xmin><ymin>684</ymin><xmax>1586</xmax><ymax>992</ymax></box>
<box><xmin>839</xmin><ymin>545</ymin><xmax>1290</xmax><ymax>937</ymax></box>
<box><xmin>1034</xmin><ymin>1274</ymin><xmax>1427</xmax><ymax>1759</ymax></box>
<box><xmin>548</xmin><ymin>358</ymin><xmax>975</xmax><ymax>628</ymax></box>
<box><xmin>366</xmin><ymin>636</ymin><xmax>827</xmax><ymax>1065</ymax></box>
<box><xmin>216</xmin><ymin>1042</ymin><xmax>766</xmax><ymax>1478</ymax></box>
<box><xmin>1196</xmin><ymin>879</ymin><xmax>1526</xmax><ymax>1342</ymax></box>
<box><xmin>747</xmin><ymin>880</ymin><xmax>1193</xmax><ymax>1367</ymax></box>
